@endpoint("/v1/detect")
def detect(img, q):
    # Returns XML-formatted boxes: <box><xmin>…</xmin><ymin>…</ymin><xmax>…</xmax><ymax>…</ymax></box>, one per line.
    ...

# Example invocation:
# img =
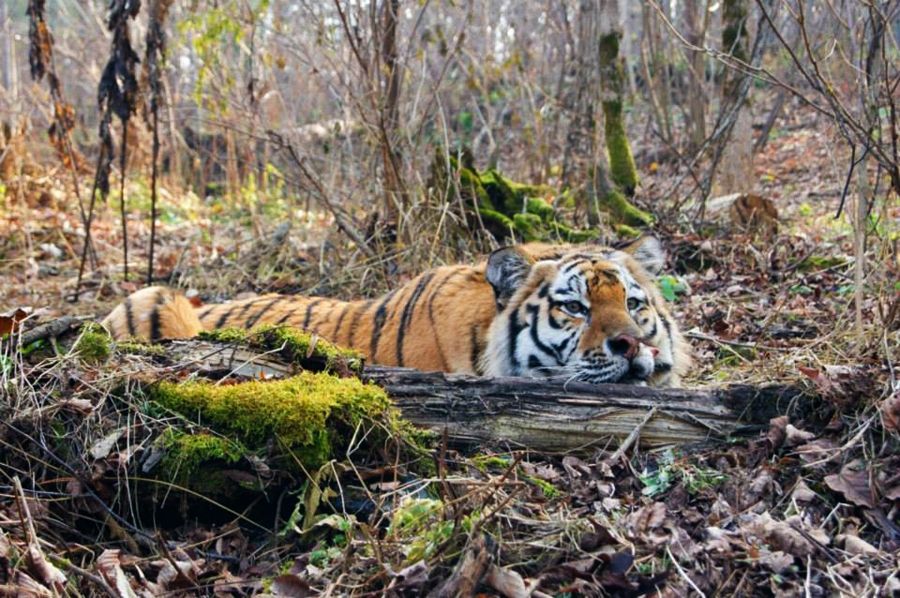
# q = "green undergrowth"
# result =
<box><xmin>430</xmin><ymin>149</ymin><xmax>597</xmax><ymax>243</ymax></box>
<box><xmin>200</xmin><ymin>323</ymin><xmax>365</xmax><ymax>374</ymax></box>
<box><xmin>73</xmin><ymin>323</ymin><xmax>112</xmax><ymax>364</ymax></box>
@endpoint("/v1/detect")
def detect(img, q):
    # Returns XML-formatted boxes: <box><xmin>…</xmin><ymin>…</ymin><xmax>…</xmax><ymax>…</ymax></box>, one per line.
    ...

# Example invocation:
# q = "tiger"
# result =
<box><xmin>102</xmin><ymin>236</ymin><xmax>690</xmax><ymax>386</ymax></box>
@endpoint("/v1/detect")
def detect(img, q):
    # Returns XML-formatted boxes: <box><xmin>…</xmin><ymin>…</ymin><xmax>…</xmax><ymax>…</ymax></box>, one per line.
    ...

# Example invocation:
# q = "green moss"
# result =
<box><xmin>472</xmin><ymin>455</ymin><xmax>513</xmax><ymax>472</ymax></box>
<box><xmin>477</xmin><ymin>208</ymin><xmax>515</xmax><ymax>237</ymax></box>
<box><xmin>429</xmin><ymin>148</ymin><xmax>599</xmax><ymax>243</ymax></box>
<box><xmin>159</xmin><ymin>430</ymin><xmax>249</xmax><ymax>493</ymax></box>
<box><xmin>508</xmin><ymin>180</ymin><xmax>555</xmax><ymax>200</ymax></box>
<box><xmin>598</xmin><ymin>31</ymin><xmax>621</xmax><ymax>66</ymax></box>
<box><xmin>116</xmin><ymin>340</ymin><xmax>167</xmax><ymax>357</ymax></box>
<box><xmin>152</xmin><ymin>372</ymin><xmax>397</xmax><ymax>470</ymax></box>
<box><xmin>598</xmin><ymin>29</ymin><xmax>641</xmax><ymax>199</ymax></box>
<box><xmin>799</xmin><ymin>255</ymin><xmax>849</xmax><ymax>271</ymax></box>
<box><xmin>512</xmin><ymin>213</ymin><xmax>543</xmax><ymax>242</ymax></box>
<box><xmin>524</xmin><ymin>475</ymin><xmax>561</xmax><ymax>499</ymax></box>
<box><xmin>199</xmin><ymin>327</ymin><xmax>250</xmax><ymax>344</ymax></box>
<box><xmin>598</xmin><ymin>190</ymin><xmax>653</xmax><ymax>227</ymax></box>
<box><xmin>74</xmin><ymin>323</ymin><xmax>112</xmax><ymax>364</ymax></box>
<box><xmin>200</xmin><ymin>324</ymin><xmax>364</xmax><ymax>374</ymax></box>
<box><xmin>723</xmin><ymin>0</ymin><xmax>749</xmax><ymax>63</ymax></box>
<box><xmin>603</xmin><ymin>100</ymin><xmax>639</xmax><ymax>193</ymax></box>
<box><xmin>480</xmin><ymin>168</ymin><xmax>520</xmax><ymax>214</ymax></box>
<box><xmin>525</xmin><ymin>197</ymin><xmax>555</xmax><ymax>222</ymax></box>
<box><xmin>556</xmin><ymin>225</ymin><xmax>599</xmax><ymax>243</ymax></box>
<box><xmin>458</xmin><ymin>163</ymin><xmax>493</xmax><ymax>210</ymax></box>
<box><xmin>614</xmin><ymin>224</ymin><xmax>641</xmax><ymax>238</ymax></box>
<box><xmin>388</xmin><ymin>498</ymin><xmax>454</xmax><ymax>563</ymax></box>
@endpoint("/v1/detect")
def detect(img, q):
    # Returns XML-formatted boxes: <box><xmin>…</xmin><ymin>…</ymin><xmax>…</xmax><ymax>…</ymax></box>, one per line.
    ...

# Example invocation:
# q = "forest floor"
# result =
<box><xmin>0</xmin><ymin>105</ymin><xmax>898</xmax><ymax>596</ymax></box>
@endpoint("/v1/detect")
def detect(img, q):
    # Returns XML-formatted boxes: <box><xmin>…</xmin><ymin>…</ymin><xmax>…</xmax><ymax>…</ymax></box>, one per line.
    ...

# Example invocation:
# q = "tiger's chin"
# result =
<box><xmin>570</xmin><ymin>352</ymin><xmax>658</xmax><ymax>385</ymax></box>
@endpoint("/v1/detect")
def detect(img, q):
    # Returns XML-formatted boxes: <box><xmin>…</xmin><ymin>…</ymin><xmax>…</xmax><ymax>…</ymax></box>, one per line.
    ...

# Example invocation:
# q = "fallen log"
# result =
<box><xmin>363</xmin><ymin>366</ymin><xmax>806</xmax><ymax>449</ymax></box>
<box><xmin>148</xmin><ymin>338</ymin><xmax>808</xmax><ymax>450</ymax></box>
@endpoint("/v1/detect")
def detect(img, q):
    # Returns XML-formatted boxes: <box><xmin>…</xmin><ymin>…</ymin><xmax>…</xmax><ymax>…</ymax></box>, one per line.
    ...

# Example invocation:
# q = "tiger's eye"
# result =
<box><xmin>563</xmin><ymin>301</ymin><xmax>587</xmax><ymax>315</ymax></box>
<box><xmin>627</xmin><ymin>298</ymin><xmax>641</xmax><ymax>311</ymax></box>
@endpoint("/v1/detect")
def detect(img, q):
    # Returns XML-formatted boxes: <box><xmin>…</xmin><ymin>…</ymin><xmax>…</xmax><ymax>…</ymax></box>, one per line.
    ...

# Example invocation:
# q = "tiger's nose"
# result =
<box><xmin>607</xmin><ymin>335</ymin><xmax>639</xmax><ymax>359</ymax></box>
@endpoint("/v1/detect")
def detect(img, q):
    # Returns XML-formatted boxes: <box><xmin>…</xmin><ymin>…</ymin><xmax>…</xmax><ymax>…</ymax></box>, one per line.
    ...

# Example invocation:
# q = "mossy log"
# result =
<box><xmin>148</xmin><ymin>338</ymin><xmax>809</xmax><ymax>451</ymax></box>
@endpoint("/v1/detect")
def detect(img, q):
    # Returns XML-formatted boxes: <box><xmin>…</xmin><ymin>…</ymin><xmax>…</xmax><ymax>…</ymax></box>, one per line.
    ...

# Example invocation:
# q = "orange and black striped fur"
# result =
<box><xmin>103</xmin><ymin>237</ymin><xmax>690</xmax><ymax>386</ymax></box>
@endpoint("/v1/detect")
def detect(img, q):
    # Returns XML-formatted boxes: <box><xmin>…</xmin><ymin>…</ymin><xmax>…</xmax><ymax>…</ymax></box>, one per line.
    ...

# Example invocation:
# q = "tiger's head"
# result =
<box><xmin>480</xmin><ymin>237</ymin><xmax>690</xmax><ymax>387</ymax></box>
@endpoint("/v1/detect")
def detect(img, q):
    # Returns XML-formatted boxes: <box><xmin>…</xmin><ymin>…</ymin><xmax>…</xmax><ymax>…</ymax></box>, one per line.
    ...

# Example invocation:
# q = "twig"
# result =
<box><xmin>667</xmin><ymin>546</ymin><xmax>706</xmax><ymax>597</ymax></box>
<box><xmin>18</xmin><ymin>316</ymin><xmax>86</xmax><ymax>347</ymax></box>
<box><xmin>119</xmin><ymin>118</ymin><xmax>130</xmax><ymax>282</ymax></box>
<box><xmin>607</xmin><ymin>406</ymin><xmax>658</xmax><ymax>463</ymax></box>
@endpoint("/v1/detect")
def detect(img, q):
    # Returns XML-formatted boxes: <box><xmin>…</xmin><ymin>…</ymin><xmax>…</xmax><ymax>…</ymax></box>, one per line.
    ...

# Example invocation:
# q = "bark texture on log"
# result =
<box><xmin>363</xmin><ymin>367</ymin><xmax>803</xmax><ymax>449</ymax></box>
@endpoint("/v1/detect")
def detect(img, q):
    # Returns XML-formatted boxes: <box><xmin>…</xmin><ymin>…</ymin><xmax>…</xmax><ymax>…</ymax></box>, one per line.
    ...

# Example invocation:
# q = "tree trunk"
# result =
<box><xmin>561</xmin><ymin>0</ymin><xmax>602</xmax><ymax>226</ymax></box>
<box><xmin>684</xmin><ymin>0</ymin><xmax>710</xmax><ymax>152</ymax></box>
<box><xmin>379</xmin><ymin>0</ymin><xmax>403</xmax><ymax>240</ymax></box>
<box><xmin>713</xmin><ymin>0</ymin><xmax>754</xmax><ymax>196</ymax></box>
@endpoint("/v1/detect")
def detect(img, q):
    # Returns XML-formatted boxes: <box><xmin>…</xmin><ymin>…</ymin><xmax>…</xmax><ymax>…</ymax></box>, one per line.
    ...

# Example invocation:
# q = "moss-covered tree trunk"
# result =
<box><xmin>598</xmin><ymin>1</ymin><xmax>638</xmax><ymax>195</ymax></box>
<box><xmin>597</xmin><ymin>0</ymin><xmax>651</xmax><ymax>226</ymax></box>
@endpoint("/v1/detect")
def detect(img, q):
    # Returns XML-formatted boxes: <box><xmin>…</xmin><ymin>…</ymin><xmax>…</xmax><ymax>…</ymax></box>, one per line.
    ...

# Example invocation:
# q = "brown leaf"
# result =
<box><xmin>825</xmin><ymin>464</ymin><xmax>875</xmax><ymax>508</ymax></box>
<box><xmin>485</xmin><ymin>565</ymin><xmax>529</xmax><ymax>598</ymax></box>
<box><xmin>270</xmin><ymin>574</ymin><xmax>311</xmax><ymax>597</ymax></box>
<box><xmin>741</xmin><ymin>513</ymin><xmax>816</xmax><ymax>557</ymax></box>
<box><xmin>96</xmin><ymin>549</ymin><xmax>139</xmax><ymax>598</ymax></box>
<box><xmin>90</xmin><ymin>429</ymin><xmax>125</xmax><ymax>460</ymax></box>
<box><xmin>784</xmin><ymin>424</ymin><xmax>816</xmax><ymax>446</ymax></box>
<box><xmin>704</xmin><ymin>526</ymin><xmax>733</xmax><ymax>553</ymax></box>
<box><xmin>757</xmin><ymin>550</ymin><xmax>794</xmax><ymax>574</ymax></box>
<box><xmin>791</xmin><ymin>480</ymin><xmax>818</xmax><ymax>503</ymax></box>
<box><xmin>0</xmin><ymin>308</ymin><xmax>29</xmax><ymax>336</ymax></box>
<box><xmin>795</xmin><ymin>438</ymin><xmax>837</xmax><ymax>464</ymax></box>
<box><xmin>797</xmin><ymin>365</ymin><xmax>821</xmax><ymax>380</ymax></box>
<box><xmin>431</xmin><ymin>534</ymin><xmax>493</xmax><ymax>598</ymax></box>
<box><xmin>393</xmin><ymin>561</ymin><xmax>429</xmax><ymax>590</ymax></box>
<box><xmin>881</xmin><ymin>394</ymin><xmax>900</xmax><ymax>434</ymax></box>
<box><xmin>155</xmin><ymin>559</ymin><xmax>198</xmax><ymax>591</ymax></box>
<box><xmin>836</xmin><ymin>534</ymin><xmax>880</xmax><ymax>556</ymax></box>
<box><xmin>767</xmin><ymin>416</ymin><xmax>788</xmax><ymax>449</ymax></box>
<box><xmin>13</xmin><ymin>570</ymin><xmax>54</xmax><ymax>598</ymax></box>
<box><xmin>743</xmin><ymin>469</ymin><xmax>774</xmax><ymax>507</ymax></box>
<box><xmin>25</xmin><ymin>544</ymin><xmax>66</xmax><ymax>593</ymax></box>
<box><xmin>59</xmin><ymin>398</ymin><xmax>95</xmax><ymax>414</ymax></box>
<box><xmin>629</xmin><ymin>502</ymin><xmax>667</xmax><ymax>532</ymax></box>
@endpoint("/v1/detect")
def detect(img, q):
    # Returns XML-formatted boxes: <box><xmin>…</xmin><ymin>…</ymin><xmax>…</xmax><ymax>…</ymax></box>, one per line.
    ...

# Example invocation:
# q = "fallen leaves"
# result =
<box><xmin>824</xmin><ymin>463</ymin><xmax>876</xmax><ymax>509</ymax></box>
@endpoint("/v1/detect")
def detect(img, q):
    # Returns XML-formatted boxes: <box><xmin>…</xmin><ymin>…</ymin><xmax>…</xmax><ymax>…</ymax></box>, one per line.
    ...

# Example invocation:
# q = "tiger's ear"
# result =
<box><xmin>486</xmin><ymin>246</ymin><xmax>533</xmax><ymax>310</ymax></box>
<box><xmin>622</xmin><ymin>235</ymin><xmax>666</xmax><ymax>275</ymax></box>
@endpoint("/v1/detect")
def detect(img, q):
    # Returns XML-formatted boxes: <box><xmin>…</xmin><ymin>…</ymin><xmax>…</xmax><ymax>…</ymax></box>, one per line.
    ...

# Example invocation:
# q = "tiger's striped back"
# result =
<box><xmin>103</xmin><ymin>264</ymin><xmax>498</xmax><ymax>374</ymax></box>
